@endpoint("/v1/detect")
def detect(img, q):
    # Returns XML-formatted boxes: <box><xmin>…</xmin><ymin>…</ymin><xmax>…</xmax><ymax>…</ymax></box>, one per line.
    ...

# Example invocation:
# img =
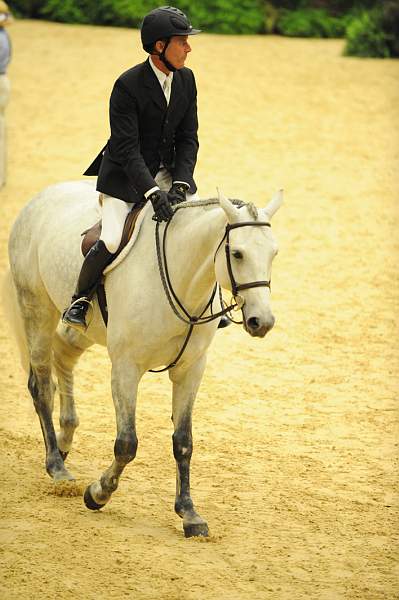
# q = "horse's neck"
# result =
<box><xmin>166</xmin><ymin>206</ymin><xmax>226</xmax><ymax>315</ymax></box>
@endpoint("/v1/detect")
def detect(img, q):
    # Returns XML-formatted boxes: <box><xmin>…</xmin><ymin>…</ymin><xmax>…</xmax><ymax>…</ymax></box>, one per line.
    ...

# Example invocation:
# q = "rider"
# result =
<box><xmin>62</xmin><ymin>6</ymin><xmax>201</xmax><ymax>331</ymax></box>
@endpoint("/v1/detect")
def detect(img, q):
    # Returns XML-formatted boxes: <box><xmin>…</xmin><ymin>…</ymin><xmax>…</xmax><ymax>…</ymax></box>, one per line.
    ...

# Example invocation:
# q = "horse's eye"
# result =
<box><xmin>232</xmin><ymin>250</ymin><xmax>243</xmax><ymax>260</ymax></box>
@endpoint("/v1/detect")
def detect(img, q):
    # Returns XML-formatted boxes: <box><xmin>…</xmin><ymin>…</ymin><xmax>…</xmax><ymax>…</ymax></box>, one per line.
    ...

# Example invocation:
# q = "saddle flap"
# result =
<box><xmin>80</xmin><ymin>205</ymin><xmax>144</xmax><ymax>258</ymax></box>
<box><xmin>81</xmin><ymin>222</ymin><xmax>102</xmax><ymax>257</ymax></box>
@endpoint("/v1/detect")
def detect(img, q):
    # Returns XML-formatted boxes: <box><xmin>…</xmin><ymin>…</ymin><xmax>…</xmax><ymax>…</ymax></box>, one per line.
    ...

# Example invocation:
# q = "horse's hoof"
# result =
<box><xmin>53</xmin><ymin>469</ymin><xmax>75</xmax><ymax>482</ymax></box>
<box><xmin>84</xmin><ymin>486</ymin><xmax>106</xmax><ymax>511</ymax></box>
<box><xmin>183</xmin><ymin>522</ymin><xmax>209</xmax><ymax>538</ymax></box>
<box><xmin>48</xmin><ymin>459</ymin><xmax>74</xmax><ymax>481</ymax></box>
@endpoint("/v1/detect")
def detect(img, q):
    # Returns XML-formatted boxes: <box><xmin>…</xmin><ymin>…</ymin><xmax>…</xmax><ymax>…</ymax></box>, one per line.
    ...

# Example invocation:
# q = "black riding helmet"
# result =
<box><xmin>141</xmin><ymin>6</ymin><xmax>201</xmax><ymax>71</ymax></box>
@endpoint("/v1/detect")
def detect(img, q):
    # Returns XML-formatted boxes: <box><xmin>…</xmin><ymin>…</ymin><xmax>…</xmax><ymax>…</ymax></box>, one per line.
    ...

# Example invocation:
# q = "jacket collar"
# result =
<box><xmin>143</xmin><ymin>58</ymin><xmax>166</xmax><ymax>110</ymax></box>
<box><xmin>143</xmin><ymin>58</ymin><xmax>182</xmax><ymax>112</ymax></box>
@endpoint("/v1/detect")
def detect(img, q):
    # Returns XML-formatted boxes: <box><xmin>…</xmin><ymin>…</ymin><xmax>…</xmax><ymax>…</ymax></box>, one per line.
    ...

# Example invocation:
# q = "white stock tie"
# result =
<box><xmin>162</xmin><ymin>75</ymin><xmax>172</xmax><ymax>105</ymax></box>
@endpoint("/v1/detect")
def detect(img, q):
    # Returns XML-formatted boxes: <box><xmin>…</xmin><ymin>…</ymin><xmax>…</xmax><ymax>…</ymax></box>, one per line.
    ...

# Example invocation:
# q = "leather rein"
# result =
<box><xmin>150</xmin><ymin>204</ymin><xmax>271</xmax><ymax>372</ymax></box>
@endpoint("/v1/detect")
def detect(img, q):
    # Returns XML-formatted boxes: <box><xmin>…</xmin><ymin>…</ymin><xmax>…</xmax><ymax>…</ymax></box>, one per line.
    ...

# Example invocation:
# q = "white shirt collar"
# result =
<box><xmin>149</xmin><ymin>56</ymin><xmax>173</xmax><ymax>89</ymax></box>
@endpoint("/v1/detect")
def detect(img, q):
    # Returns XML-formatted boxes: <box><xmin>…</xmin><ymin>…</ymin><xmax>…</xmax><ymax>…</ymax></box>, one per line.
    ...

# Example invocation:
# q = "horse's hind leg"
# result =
<box><xmin>53</xmin><ymin>324</ymin><xmax>93</xmax><ymax>459</ymax></box>
<box><xmin>18</xmin><ymin>286</ymin><xmax>74</xmax><ymax>481</ymax></box>
<box><xmin>170</xmin><ymin>356</ymin><xmax>209</xmax><ymax>538</ymax></box>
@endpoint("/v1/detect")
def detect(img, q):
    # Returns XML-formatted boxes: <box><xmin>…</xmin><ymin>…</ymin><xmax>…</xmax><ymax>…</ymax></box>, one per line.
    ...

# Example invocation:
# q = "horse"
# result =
<box><xmin>5</xmin><ymin>180</ymin><xmax>282</xmax><ymax>537</ymax></box>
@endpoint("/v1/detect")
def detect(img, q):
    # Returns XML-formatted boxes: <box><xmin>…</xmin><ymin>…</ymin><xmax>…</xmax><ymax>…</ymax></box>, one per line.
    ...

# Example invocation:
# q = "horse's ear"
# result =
<box><xmin>263</xmin><ymin>189</ymin><xmax>283</xmax><ymax>221</ymax></box>
<box><xmin>218</xmin><ymin>189</ymin><xmax>240</xmax><ymax>223</ymax></box>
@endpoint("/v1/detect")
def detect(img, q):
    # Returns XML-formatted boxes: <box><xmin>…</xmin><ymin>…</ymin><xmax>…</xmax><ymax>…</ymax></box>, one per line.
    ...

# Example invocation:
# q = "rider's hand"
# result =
<box><xmin>149</xmin><ymin>190</ymin><xmax>174</xmax><ymax>222</ymax></box>
<box><xmin>168</xmin><ymin>182</ymin><xmax>189</xmax><ymax>206</ymax></box>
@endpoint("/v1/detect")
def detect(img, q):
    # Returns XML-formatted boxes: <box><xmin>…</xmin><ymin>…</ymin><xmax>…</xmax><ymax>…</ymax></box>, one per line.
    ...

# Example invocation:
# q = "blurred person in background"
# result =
<box><xmin>63</xmin><ymin>6</ymin><xmax>203</xmax><ymax>330</ymax></box>
<box><xmin>0</xmin><ymin>0</ymin><xmax>12</xmax><ymax>188</ymax></box>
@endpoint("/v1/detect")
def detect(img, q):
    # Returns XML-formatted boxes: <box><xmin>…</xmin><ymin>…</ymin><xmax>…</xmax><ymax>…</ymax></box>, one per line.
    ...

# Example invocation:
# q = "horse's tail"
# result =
<box><xmin>2</xmin><ymin>270</ymin><xmax>30</xmax><ymax>372</ymax></box>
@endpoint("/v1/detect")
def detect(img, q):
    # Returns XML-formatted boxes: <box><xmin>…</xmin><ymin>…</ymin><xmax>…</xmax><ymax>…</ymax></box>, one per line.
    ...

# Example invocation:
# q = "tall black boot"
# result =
<box><xmin>62</xmin><ymin>240</ymin><xmax>114</xmax><ymax>331</ymax></box>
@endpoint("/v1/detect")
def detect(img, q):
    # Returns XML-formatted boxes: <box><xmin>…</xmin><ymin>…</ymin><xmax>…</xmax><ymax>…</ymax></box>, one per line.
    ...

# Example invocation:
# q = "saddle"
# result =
<box><xmin>80</xmin><ymin>201</ymin><xmax>145</xmax><ymax>326</ymax></box>
<box><xmin>81</xmin><ymin>203</ymin><xmax>144</xmax><ymax>258</ymax></box>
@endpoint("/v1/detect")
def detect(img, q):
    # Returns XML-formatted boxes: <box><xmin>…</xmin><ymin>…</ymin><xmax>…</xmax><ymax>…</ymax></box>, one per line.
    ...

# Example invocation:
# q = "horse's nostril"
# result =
<box><xmin>247</xmin><ymin>316</ymin><xmax>260</xmax><ymax>330</ymax></box>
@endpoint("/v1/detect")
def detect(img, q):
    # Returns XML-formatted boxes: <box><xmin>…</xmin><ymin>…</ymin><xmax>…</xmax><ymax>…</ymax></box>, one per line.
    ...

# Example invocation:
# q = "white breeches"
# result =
<box><xmin>100</xmin><ymin>168</ymin><xmax>199</xmax><ymax>253</ymax></box>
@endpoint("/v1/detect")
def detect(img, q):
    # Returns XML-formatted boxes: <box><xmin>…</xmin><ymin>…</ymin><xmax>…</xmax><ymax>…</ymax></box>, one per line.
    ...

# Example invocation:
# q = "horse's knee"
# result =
<box><xmin>114</xmin><ymin>433</ymin><xmax>138</xmax><ymax>464</ymax></box>
<box><xmin>173</xmin><ymin>429</ymin><xmax>193</xmax><ymax>462</ymax></box>
<box><xmin>59</xmin><ymin>415</ymin><xmax>79</xmax><ymax>431</ymax></box>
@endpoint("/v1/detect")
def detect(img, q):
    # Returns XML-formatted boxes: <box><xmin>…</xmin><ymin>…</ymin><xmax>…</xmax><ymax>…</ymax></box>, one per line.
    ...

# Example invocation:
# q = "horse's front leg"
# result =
<box><xmin>84</xmin><ymin>361</ymin><xmax>140</xmax><ymax>510</ymax></box>
<box><xmin>170</xmin><ymin>355</ymin><xmax>209</xmax><ymax>538</ymax></box>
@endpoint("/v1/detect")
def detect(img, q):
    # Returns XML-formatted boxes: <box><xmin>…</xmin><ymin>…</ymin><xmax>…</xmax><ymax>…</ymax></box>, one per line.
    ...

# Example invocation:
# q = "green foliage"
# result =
<box><xmin>265</xmin><ymin>1</ymin><xmax>379</xmax><ymax>14</ymax></box>
<box><xmin>37</xmin><ymin>0</ymin><xmax>155</xmax><ymax>26</ymax></box>
<box><xmin>275</xmin><ymin>8</ymin><xmax>348</xmax><ymax>37</ymax></box>
<box><xmin>343</xmin><ymin>9</ymin><xmax>392</xmax><ymax>57</ymax></box>
<box><xmin>94</xmin><ymin>0</ymin><xmax>155</xmax><ymax>27</ymax></box>
<box><xmin>381</xmin><ymin>0</ymin><xmax>399</xmax><ymax>56</ymax></box>
<box><xmin>9</xmin><ymin>0</ymin><xmax>265</xmax><ymax>33</ymax></box>
<box><xmin>7</xmin><ymin>0</ymin><xmax>399</xmax><ymax>57</ymax></box>
<box><xmin>178</xmin><ymin>0</ymin><xmax>265</xmax><ymax>34</ymax></box>
<box><xmin>8</xmin><ymin>0</ymin><xmax>43</xmax><ymax>18</ymax></box>
<box><xmin>39</xmin><ymin>0</ymin><xmax>88</xmax><ymax>23</ymax></box>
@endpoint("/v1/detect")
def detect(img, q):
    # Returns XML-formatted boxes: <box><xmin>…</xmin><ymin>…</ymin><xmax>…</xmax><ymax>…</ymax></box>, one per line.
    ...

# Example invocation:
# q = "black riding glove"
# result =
<box><xmin>168</xmin><ymin>182</ymin><xmax>190</xmax><ymax>206</ymax></box>
<box><xmin>149</xmin><ymin>190</ymin><xmax>174</xmax><ymax>222</ymax></box>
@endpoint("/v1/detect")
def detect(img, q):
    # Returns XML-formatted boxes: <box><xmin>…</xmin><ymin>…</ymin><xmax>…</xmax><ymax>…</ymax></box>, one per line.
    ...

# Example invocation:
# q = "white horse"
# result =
<box><xmin>5</xmin><ymin>181</ymin><xmax>282</xmax><ymax>537</ymax></box>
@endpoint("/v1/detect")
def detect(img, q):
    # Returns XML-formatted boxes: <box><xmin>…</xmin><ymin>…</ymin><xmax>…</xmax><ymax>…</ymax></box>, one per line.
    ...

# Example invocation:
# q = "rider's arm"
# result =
<box><xmin>172</xmin><ymin>70</ymin><xmax>199</xmax><ymax>193</ymax></box>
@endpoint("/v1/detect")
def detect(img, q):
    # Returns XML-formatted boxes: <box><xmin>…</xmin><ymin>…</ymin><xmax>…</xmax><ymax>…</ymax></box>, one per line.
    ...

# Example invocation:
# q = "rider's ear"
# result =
<box><xmin>218</xmin><ymin>189</ymin><xmax>240</xmax><ymax>223</ymax></box>
<box><xmin>154</xmin><ymin>40</ymin><xmax>165</xmax><ymax>54</ymax></box>
<box><xmin>263</xmin><ymin>189</ymin><xmax>283</xmax><ymax>221</ymax></box>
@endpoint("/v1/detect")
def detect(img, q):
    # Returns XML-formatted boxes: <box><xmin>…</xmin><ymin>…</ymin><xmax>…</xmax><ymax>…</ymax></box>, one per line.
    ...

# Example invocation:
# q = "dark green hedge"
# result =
<box><xmin>178</xmin><ymin>0</ymin><xmax>265</xmax><ymax>34</ymax></box>
<box><xmin>7</xmin><ymin>0</ymin><xmax>399</xmax><ymax>57</ymax></box>
<box><xmin>343</xmin><ymin>1</ymin><xmax>399</xmax><ymax>57</ymax></box>
<box><xmin>275</xmin><ymin>8</ymin><xmax>350</xmax><ymax>37</ymax></box>
<box><xmin>10</xmin><ymin>0</ymin><xmax>160</xmax><ymax>26</ymax></box>
<box><xmin>9</xmin><ymin>0</ymin><xmax>266</xmax><ymax>33</ymax></box>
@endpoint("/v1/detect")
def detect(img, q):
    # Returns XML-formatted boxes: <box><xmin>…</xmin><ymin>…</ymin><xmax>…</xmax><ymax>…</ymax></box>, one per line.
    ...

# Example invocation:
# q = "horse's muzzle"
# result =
<box><xmin>245</xmin><ymin>315</ymin><xmax>275</xmax><ymax>338</ymax></box>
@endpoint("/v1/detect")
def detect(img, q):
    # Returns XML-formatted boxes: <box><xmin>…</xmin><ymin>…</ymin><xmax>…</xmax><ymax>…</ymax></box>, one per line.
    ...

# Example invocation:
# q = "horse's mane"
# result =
<box><xmin>177</xmin><ymin>198</ymin><xmax>259</xmax><ymax>220</ymax></box>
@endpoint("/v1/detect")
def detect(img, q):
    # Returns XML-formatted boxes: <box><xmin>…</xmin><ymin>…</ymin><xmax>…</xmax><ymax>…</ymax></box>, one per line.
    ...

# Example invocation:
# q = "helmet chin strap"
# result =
<box><xmin>157</xmin><ymin>39</ymin><xmax>177</xmax><ymax>72</ymax></box>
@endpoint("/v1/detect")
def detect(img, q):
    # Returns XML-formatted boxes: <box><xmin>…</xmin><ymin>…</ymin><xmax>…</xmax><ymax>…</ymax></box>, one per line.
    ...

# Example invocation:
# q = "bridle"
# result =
<box><xmin>150</xmin><ymin>203</ymin><xmax>272</xmax><ymax>372</ymax></box>
<box><xmin>215</xmin><ymin>221</ymin><xmax>271</xmax><ymax>297</ymax></box>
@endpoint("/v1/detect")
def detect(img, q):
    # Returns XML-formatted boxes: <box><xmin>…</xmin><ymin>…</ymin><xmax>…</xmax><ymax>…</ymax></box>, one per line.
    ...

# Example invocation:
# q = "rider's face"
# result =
<box><xmin>164</xmin><ymin>35</ymin><xmax>191</xmax><ymax>70</ymax></box>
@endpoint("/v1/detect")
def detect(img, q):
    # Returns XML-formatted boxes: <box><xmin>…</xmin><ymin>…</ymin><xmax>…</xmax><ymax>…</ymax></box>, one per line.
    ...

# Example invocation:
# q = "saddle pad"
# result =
<box><xmin>80</xmin><ymin>202</ymin><xmax>150</xmax><ymax>273</ymax></box>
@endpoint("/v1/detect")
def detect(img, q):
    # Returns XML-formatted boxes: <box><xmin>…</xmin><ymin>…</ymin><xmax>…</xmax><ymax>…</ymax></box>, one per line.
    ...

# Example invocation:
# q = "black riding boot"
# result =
<box><xmin>62</xmin><ymin>240</ymin><xmax>114</xmax><ymax>331</ymax></box>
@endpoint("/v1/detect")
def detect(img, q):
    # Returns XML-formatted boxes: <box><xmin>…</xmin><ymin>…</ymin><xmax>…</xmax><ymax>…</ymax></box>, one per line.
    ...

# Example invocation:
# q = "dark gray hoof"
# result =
<box><xmin>47</xmin><ymin>454</ymin><xmax>74</xmax><ymax>481</ymax></box>
<box><xmin>84</xmin><ymin>486</ymin><xmax>106</xmax><ymax>511</ymax></box>
<box><xmin>183</xmin><ymin>522</ymin><xmax>209</xmax><ymax>538</ymax></box>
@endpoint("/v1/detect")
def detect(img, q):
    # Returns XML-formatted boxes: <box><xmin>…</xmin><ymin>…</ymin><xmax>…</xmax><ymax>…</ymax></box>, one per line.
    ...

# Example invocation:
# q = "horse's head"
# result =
<box><xmin>215</xmin><ymin>190</ymin><xmax>283</xmax><ymax>338</ymax></box>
